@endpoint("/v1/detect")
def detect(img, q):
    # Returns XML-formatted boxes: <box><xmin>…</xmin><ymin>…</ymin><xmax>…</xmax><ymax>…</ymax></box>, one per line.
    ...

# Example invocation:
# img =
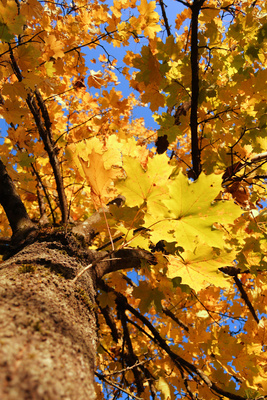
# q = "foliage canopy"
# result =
<box><xmin>0</xmin><ymin>0</ymin><xmax>267</xmax><ymax>399</ymax></box>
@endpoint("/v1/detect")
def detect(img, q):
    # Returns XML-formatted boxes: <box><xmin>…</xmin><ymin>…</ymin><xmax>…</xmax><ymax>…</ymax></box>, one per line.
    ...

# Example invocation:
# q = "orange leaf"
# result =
<box><xmin>78</xmin><ymin>150</ymin><xmax>118</xmax><ymax>208</ymax></box>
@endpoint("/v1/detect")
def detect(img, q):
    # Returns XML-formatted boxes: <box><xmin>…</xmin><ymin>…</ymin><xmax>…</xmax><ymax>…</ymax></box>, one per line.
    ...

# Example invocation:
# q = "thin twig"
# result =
<box><xmin>191</xmin><ymin>291</ymin><xmax>221</xmax><ymax>327</ymax></box>
<box><xmin>99</xmin><ymin>358</ymin><xmax>155</xmax><ymax>378</ymax></box>
<box><xmin>95</xmin><ymin>371</ymin><xmax>142</xmax><ymax>400</ymax></box>
<box><xmin>64</xmin><ymin>30</ymin><xmax>117</xmax><ymax>54</ymax></box>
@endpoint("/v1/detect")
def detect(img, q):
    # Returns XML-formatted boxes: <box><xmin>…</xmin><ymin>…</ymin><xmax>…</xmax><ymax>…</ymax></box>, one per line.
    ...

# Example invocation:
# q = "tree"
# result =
<box><xmin>0</xmin><ymin>0</ymin><xmax>266</xmax><ymax>398</ymax></box>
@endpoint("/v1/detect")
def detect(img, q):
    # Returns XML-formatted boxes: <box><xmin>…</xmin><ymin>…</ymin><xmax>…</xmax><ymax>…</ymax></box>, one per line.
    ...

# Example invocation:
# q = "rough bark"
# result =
<box><xmin>0</xmin><ymin>228</ymin><xmax>154</xmax><ymax>399</ymax></box>
<box><xmin>0</xmin><ymin>238</ymin><xmax>97</xmax><ymax>400</ymax></box>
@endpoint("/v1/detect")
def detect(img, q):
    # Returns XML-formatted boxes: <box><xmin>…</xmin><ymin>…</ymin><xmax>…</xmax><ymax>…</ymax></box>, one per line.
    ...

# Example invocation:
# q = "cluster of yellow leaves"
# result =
<box><xmin>114</xmin><ymin>155</ymin><xmax>242</xmax><ymax>291</ymax></box>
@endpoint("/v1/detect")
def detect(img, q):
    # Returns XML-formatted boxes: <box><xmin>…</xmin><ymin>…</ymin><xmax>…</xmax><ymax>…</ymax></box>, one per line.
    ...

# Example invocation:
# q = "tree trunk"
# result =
<box><xmin>0</xmin><ymin>237</ymin><xmax>97</xmax><ymax>400</ymax></box>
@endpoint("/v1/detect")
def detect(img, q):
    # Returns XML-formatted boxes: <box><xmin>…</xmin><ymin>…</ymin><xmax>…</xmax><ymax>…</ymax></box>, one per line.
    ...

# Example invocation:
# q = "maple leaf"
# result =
<box><xmin>166</xmin><ymin>246</ymin><xmax>234</xmax><ymax>292</ymax></box>
<box><xmin>45</xmin><ymin>61</ymin><xmax>56</xmax><ymax>77</ymax></box>
<box><xmin>0</xmin><ymin>22</ymin><xmax>13</xmax><ymax>42</ymax></box>
<box><xmin>132</xmin><ymin>280</ymin><xmax>164</xmax><ymax>313</ymax></box>
<box><xmin>78</xmin><ymin>150</ymin><xmax>119</xmax><ymax>208</ymax></box>
<box><xmin>44</xmin><ymin>35</ymin><xmax>65</xmax><ymax>59</ymax></box>
<box><xmin>138</xmin><ymin>0</ymin><xmax>157</xmax><ymax>19</ymax></box>
<box><xmin>88</xmin><ymin>70</ymin><xmax>106</xmax><ymax>89</ymax></box>
<box><xmin>159</xmin><ymin>173</ymin><xmax>242</xmax><ymax>251</ymax></box>
<box><xmin>137</xmin><ymin>0</ymin><xmax>161</xmax><ymax>38</ymax></box>
<box><xmin>155</xmin><ymin>377</ymin><xmax>171</xmax><ymax>400</ymax></box>
<box><xmin>116</xmin><ymin>154</ymin><xmax>173</xmax><ymax>208</ymax></box>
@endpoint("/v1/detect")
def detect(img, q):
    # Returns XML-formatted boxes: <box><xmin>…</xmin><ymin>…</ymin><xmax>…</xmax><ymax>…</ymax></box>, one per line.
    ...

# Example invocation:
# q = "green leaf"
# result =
<box><xmin>0</xmin><ymin>22</ymin><xmax>13</xmax><ymax>42</ymax></box>
<box><xmin>17</xmin><ymin>152</ymin><xmax>35</xmax><ymax>168</ymax></box>
<box><xmin>132</xmin><ymin>281</ymin><xmax>164</xmax><ymax>313</ymax></box>
<box><xmin>155</xmin><ymin>112</ymin><xmax>183</xmax><ymax>143</ymax></box>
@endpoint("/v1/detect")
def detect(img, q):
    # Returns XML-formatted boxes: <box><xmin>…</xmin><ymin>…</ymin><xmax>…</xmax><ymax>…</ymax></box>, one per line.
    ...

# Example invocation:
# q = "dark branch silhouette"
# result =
<box><xmin>190</xmin><ymin>0</ymin><xmax>205</xmax><ymax>179</ymax></box>
<box><xmin>8</xmin><ymin>45</ymin><xmax>69</xmax><ymax>224</ymax></box>
<box><xmin>0</xmin><ymin>159</ymin><xmax>37</xmax><ymax>247</ymax></box>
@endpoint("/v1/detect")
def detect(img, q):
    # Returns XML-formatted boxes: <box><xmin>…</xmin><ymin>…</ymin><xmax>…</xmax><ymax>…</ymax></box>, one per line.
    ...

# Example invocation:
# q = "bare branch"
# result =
<box><xmin>99</xmin><ymin>304</ymin><xmax>121</xmax><ymax>343</ymax></box>
<box><xmin>32</xmin><ymin>88</ymin><xmax>68</xmax><ymax>223</ymax></box>
<box><xmin>71</xmin><ymin>196</ymin><xmax>125</xmax><ymax>245</ymax></box>
<box><xmin>176</xmin><ymin>0</ymin><xmax>191</xmax><ymax>7</ymax></box>
<box><xmin>72</xmin><ymin>248</ymin><xmax>155</xmax><ymax>282</ymax></box>
<box><xmin>116</xmin><ymin>296</ymin><xmax>144</xmax><ymax>394</ymax></box>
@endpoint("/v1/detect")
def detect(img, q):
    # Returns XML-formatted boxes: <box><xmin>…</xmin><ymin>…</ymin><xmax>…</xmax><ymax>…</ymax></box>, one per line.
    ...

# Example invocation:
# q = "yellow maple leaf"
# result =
<box><xmin>138</xmin><ymin>0</ymin><xmax>158</xmax><ymax>20</ymax></box>
<box><xmin>44</xmin><ymin>35</ymin><xmax>64</xmax><ymax>58</ymax></box>
<box><xmin>166</xmin><ymin>246</ymin><xmax>234</xmax><ymax>292</ymax></box>
<box><xmin>137</xmin><ymin>0</ymin><xmax>161</xmax><ymax>39</ymax></box>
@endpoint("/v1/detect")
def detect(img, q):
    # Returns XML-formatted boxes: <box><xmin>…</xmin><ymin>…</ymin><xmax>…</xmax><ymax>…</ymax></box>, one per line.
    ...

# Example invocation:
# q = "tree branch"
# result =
<box><xmin>233</xmin><ymin>275</ymin><xmax>260</xmax><ymax>324</ymax></box>
<box><xmin>31</xmin><ymin>162</ymin><xmax>56</xmax><ymax>225</ymax></box>
<box><xmin>0</xmin><ymin>159</ymin><xmax>37</xmax><ymax>246</ymax></box>
<box><xmin>176</xmin><ymin>0</ymin><xmax>191</xmax><ymax>8</ymax></box>
<box><xmin>99</xmin><ymin>281</ymin><xmax>248</xmax><ymax>400</ymax></box>
<box><xmin>72</xmin><ymin>247</ymin><xmax>155</xmax><ymax>282</ymax></box>
<box><xmin>162</xmin><ymin>307</ymin><xmax>189</xmax><ymax>332</ymax></box>
<box><xmin>159</xmin><ymin>0</ymin><xmax>172</xmax><ymax>37</ymax></box>
<box><xmin>190</xmin><ymin>0</ymin><xmax>205</xmax><ymax>179</ymax></box>
<box><xmin>29</xmin><ymin>89</ymin><xmax>68</xmax><ymax>223</ymax></box>
<box><xmin>95</xmin><ymin>248</ymin><xmax>156</xmax><ymax>280</ymax></box>
<box><xmin>8</xmin><ymin>45</ymin><xmax>68</xmax><ymax>224</ymax></box>
<box><xmin>99</xmin><ymin>304</ymin><xmax>121</xmax><ymax>343</ymax></box>
<box><xmin>116</xmin><ymin>296</ymin><xmax>144</xmax><ymax>394</ymax></box>
<box><xmin>71</xmin><ymin>196</ymin><xmax>126</xmax><ymax>245</ymax></box>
